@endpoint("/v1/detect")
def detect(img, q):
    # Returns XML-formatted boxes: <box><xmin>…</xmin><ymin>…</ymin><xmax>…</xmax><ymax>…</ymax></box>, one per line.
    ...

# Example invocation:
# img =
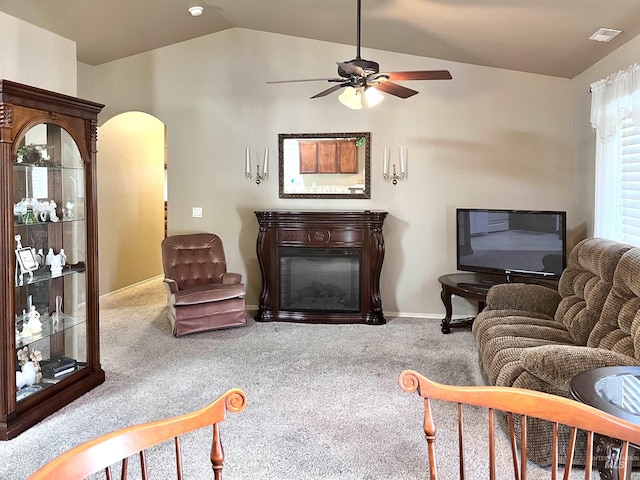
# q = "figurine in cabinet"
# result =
<box><xmin>26</xmin><ymin>306</ymin><xmax>42</xmax><ymax>334</ymax></box>
<box><xmin>19</xmin><ymin>324</ymin><xmax>32</xmax><ymax>340</ymax></box>
<box><xmin>44</xmin><ymin>248</ymin><xmax>54</xmax><ymax>266</ymax></box>
<box><xmin>50</xmin><ymin>254</ymin><xmax>63</xmax><ymax>277</ymax></box>
<box><xmin>64</xmin><ymin>201</ymin><xmax>76</xmax><ymax>220</ymax></box>
<box><xmin>48</xmin><ymin>200</ymin><xmax>59</xmax><ymax>222</ymax></box>
<box><xmin>16</xmin><ymin>347</ymin><xmax>42</xmax><ymax>387</ymax></box>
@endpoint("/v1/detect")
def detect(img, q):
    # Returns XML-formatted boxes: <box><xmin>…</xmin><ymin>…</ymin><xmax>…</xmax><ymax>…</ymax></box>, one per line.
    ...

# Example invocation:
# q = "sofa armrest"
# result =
<box><xmin>163</xmin><ymin>278</ymin><xmax>179</xmax><ymax>294</ymax></box>
<box><xmin>222</xmin><ymin>272</ymin><xmax>242</xmax><ymax>284</ymax></box>
<box><xmin>485</xmin><ymin>283</ymin><xmax>561</xmax><ymax>318</ymax></box>
<box><xmin>521</xmin><ymin>344</ymin><xmax>640</xmax><ymax>390</ymax></box>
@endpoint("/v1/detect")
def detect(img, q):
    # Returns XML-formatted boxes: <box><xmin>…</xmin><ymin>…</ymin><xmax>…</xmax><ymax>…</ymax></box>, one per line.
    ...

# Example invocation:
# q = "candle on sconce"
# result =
<box><xmin>399</xmin><ymin>146</ymin><xmax>406</xmax><ymax>176</ymax></box>
<box><xmin>263</xmin><ymin>147</ymin><xmax>269</xmax><ymax>175</ymax></box>
<box><xmin>383</xmin><ymin>148</ymin><xmax>389</xmax><ymax>177</ymax></box>
<box><xmin>245</xmin><ymin>148</ymin><xmax>251</xmax><ymax>177</ymax></box>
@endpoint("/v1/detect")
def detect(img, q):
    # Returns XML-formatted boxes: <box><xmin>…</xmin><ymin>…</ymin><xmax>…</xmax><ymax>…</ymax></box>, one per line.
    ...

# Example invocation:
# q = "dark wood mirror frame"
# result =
<box><xmin>278</xmin><ymin>132</ymin><xmax>371</xmax><ymax>199</ymax></box>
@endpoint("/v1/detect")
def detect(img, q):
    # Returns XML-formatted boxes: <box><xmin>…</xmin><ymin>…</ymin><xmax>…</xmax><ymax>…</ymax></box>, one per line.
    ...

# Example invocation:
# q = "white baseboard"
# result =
<box><xmin>243</xmin><ymin>305</ymin><xmax>443</xmax><ymax>320</ymax></box>
<box><xmin>104</xmin><ymin>290</ymin><xmax>448</xmax><ymax>320</ymax></box>
<box><xmin>100</xmin><ymin>274</ymin><xmax>164</xmax><ymax>299</ymax></box>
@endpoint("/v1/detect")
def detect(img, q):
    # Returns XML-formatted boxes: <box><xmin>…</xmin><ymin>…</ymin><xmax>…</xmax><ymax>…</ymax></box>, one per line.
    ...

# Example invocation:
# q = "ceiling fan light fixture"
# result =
<box><xmin>363</xmin><ymin>87</ymin><xmax>384</xmax><ymax>107</ymax></box>
<box><xmin>188</xmin><ymin>6</ymin><xmax>204</xmax><ymax>17</ymax></box>
<box><xmin>338</xmin><ymin>87</ymin><xmax>362</xmax><ymax>110</ymax></box>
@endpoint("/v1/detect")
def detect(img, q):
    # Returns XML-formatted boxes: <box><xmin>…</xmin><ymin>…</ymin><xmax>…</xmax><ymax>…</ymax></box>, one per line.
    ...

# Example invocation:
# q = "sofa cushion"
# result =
<box><xmin>473</xmin><ymin>313</ymin><xmax>564</xmax><ymax>350</ymax></box>
<box><xmin>481</xmin><ymin>332</ymin><xmax>575</xmax><ymax>385</ymax></box>
<box><xmin>174</xmin><ymin>283</ymin><xmax>245</xmax><ymax>305</ymax></box>
<box><xmin>484</xmin><ymin>283</ymin><xmax>560</xmax><ymax>317</ymax></box>
<box><xmin>520</xmin><ymin>344</ymin><xmax>640</xmax><ymax>389</ymax></box>
<box><xmin>557</xmin><ymin>238</ymin><xmax>634</xmax><ymax>344</ymax></box>
<box><xmin>588</xmin><ymin>248</ymin><xmax>640</xmax><ymax>358</ymax></box>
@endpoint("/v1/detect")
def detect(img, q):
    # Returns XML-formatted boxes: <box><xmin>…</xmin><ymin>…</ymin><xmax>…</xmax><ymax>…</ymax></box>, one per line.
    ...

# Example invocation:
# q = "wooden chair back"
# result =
<box><xmin>399</xmin><ymin>370</ymin><xmax>640</xmax><ymax>479</ymax></box>
<box><xmin>27</xmin><ymin>388</ymin><xmax>247</xmax><ymax>480</ymax></box>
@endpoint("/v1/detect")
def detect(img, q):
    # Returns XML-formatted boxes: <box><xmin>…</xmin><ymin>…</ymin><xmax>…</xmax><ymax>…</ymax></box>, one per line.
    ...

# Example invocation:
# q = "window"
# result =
<box><xmin>621</xmin><ymin>118</ymin><xmax>640</xmax><ymax>245</ymax></box>
<box><xmin>591</xmin><ymin>63</ymin><xmax>640</xmax><ymax>245</ymax></box>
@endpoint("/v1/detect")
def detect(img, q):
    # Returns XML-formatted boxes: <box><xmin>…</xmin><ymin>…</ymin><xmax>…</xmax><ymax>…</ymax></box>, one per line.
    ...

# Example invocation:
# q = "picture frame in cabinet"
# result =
<box><xmin>15</xmin><ymin>247</ymin><xmax>38</xmax><ymax>273</ymax></box>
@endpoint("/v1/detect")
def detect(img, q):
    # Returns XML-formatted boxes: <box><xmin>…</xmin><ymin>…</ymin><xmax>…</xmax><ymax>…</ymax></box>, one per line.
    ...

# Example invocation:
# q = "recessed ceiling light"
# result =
<box><xmin>589</xmin><ymin>28</ymin><xmax>622</xmax><ymax>42</ymax></box>
<box><xmin>189</xmin><ymin>6</ymin><xmax>204</xmax><ymax>17</ymax></box>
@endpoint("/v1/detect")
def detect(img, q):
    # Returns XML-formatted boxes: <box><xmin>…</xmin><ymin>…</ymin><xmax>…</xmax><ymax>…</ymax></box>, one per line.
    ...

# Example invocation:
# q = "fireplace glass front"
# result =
<box><xmin>279</xmin><ymin>247</ymin><xmax>361</xmax><ymax>312</ymax></box>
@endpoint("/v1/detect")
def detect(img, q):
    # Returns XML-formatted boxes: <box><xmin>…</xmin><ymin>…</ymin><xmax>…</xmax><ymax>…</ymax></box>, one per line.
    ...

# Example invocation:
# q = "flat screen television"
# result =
<box><xmin>456</xmin><ymin>208</ymin><xmax>567</xmax><ymax>280</ymax></box>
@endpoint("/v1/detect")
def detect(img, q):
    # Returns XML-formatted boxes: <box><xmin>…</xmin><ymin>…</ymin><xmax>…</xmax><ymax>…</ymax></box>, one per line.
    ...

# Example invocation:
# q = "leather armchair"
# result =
<box><xmin>161</xmin><ymin>233</ymin><xmax>247</xmax><ymax>336</ymax></box>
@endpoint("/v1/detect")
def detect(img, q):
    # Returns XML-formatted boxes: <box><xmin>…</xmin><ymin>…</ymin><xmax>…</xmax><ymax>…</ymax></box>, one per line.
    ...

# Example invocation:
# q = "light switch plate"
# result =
<box><xmin>192</xmin><ymin>207</ymin><xmax>202</xmax><ymax>218</ymax></box>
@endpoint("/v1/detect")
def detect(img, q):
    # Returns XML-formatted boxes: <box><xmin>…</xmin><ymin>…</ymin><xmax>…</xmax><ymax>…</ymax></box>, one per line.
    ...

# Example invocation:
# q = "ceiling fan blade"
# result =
<box><xmin>376</xmin><ymin>82</ymin><xmax>419</xmax><ymax>99</ymax></box>
<box><xmin>384</xmin><ymin>70</ymin><xmax>452</xmax><ymax>81</ymax></box>
<box><xmin>311</xmin><ymin>84</ymin><xmax>347</xmax><ymax>99</ymax></box>
<box><xmin>267</xmin><ymin>78</ymin><xmax>343</xmax><ymax>84</ymax></box>
<box><xmin>337</xmin><ymin>62</ymin><xmax>365</xmax><ymax>77</ymax></box>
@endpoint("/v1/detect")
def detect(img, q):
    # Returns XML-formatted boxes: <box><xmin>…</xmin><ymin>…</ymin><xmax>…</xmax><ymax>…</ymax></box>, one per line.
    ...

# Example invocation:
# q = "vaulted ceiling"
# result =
<box><xmin>1</xmin><ymin>0</ymin><xmax>639</xmax><ymax>78</ymax></box>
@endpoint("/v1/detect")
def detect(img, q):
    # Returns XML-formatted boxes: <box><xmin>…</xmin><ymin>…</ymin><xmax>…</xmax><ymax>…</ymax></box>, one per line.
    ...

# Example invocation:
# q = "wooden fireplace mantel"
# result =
<box><xmin>254</xmin><ymin>210</ymin><xmax>388</xmax><ymax>324</ymax></box>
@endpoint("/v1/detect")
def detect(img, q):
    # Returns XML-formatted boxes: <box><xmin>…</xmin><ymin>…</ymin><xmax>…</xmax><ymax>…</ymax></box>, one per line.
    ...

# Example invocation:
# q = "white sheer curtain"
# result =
<box><xmin>590</xmin><ymin>63</ymin><xmax>640</xmax><ymax>240</ymax></box>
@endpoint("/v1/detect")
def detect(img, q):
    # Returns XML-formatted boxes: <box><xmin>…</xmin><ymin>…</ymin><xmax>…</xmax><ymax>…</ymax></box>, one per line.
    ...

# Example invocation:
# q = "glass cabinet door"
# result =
<box><xmin>13</xmin><ymin>123</ymin><xmax>87</xmax><ymax>402</ymax></box>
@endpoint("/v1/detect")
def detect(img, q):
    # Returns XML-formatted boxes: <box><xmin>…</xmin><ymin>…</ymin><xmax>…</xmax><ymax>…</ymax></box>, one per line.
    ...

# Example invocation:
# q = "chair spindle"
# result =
<box><xmin>175</xmin><ymin>436</ymin><xmax>184</xmax><ymax>480</ymax></box>
<box><xmin>399</xmin><ymin>371</ymin><xmax>640</xmax><ymax>480</ymax></box>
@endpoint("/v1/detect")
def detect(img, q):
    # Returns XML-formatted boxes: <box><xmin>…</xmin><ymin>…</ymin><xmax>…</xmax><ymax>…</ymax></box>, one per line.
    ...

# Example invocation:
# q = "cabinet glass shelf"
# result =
<box><xmin>14</xmin><ymin>218</ymin><xmax>86</xmax><ymax>228</ymax></box>
<box><xmin>16</xmin><ymin>364</ymin><xmax>88</xmax><ymax>402</ymax></box>
<box><xmin>15</xmin><ymin>265</ymin><xmax>86</xmax><ymax>287</ymax></box>
<box><xmin>16</xmin><ymin>313</ymin><xmax>86</xmax><ymax>349</ymax></box>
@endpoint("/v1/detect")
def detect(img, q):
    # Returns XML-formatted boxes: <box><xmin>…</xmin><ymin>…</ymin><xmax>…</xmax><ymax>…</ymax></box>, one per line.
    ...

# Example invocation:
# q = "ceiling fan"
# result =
<box><xmin>266</xmin><ymin>0</ymin><xmax>452</xmax><ymax>109</ymax></box>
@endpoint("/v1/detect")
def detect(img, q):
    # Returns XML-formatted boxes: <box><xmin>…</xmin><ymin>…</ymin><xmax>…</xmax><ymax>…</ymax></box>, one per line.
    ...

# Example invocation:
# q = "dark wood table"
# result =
<box><xmin>438</xmin><ymin>273</ymin><xmax>505</xmax><ymax>334</ymax></box>
<box><xmin>570</xmin><ymin>366</ymin><xmax>640</xmax><ymax>480</ymax></box>
<box><xmin>438</xmin><ymin>272</ymin><xmax>558</xmax><ymax>334</ymax></box>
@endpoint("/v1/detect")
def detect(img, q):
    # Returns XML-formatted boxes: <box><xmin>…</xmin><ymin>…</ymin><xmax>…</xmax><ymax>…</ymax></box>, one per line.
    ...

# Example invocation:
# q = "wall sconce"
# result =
<box><xmin>383</xmin><ymin>147</ymin><xmax>407</xmax><ymax>185</ymax></box>
<box><xmin>245</xmin><ymin>147</ymin><xmax>269</xmax><ymax>185</ymax></box>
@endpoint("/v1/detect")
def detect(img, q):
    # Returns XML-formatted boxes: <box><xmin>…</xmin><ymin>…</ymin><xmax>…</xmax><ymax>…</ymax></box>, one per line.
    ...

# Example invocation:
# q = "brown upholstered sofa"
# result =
<box><xmin>472</xmin><ymin>237</ymin><xmax>640</xmax><ymax>465</ymax></box>
<box><xmin>161</xmin><ymin>233</ymin><xmax>247</xmax><ymax>336</ymax></box>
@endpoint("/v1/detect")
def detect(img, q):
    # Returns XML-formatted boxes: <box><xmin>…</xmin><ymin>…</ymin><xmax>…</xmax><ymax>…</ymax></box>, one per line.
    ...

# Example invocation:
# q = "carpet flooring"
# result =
<box><xmin>0</xmin><ymin>278</ymin><xmax>591</xmax><ymax>479</ymax></box>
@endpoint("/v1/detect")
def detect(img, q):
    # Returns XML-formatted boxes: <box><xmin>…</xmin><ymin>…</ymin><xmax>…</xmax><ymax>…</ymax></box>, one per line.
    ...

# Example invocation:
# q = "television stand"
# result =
<box><xmin>438</xmin><ymin>272</ymin><xmax>558</xmax><ymax>334</ymax></box>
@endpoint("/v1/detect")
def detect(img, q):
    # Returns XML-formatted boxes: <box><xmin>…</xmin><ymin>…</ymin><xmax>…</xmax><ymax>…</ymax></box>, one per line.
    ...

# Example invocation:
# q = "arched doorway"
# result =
<box><xmin>97</xmin><ymin>112</ymin><xmax>166</xmax><ymax>295</ymax></box>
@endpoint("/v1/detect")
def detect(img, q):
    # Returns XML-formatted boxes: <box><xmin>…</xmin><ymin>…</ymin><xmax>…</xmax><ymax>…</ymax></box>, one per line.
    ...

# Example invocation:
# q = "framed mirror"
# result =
<box><xmin>279</xmin><ymin>132</ymin><xmax>370</xmax><ymax>199</ymax></box>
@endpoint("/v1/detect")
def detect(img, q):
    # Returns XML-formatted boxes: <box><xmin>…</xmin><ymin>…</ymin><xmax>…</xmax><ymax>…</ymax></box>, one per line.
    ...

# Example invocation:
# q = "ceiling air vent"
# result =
<box><xmin>589</xmin><ymin>28</ymin><xmax>622</xmax><ymax>42</ymax></box>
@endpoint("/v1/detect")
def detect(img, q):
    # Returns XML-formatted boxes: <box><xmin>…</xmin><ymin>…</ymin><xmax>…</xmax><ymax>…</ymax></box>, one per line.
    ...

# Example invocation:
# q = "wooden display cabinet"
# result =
<box><xmin>0</xmin><ymin>80</ymin><xmax>105</xmax><ymax>440</ymax></box>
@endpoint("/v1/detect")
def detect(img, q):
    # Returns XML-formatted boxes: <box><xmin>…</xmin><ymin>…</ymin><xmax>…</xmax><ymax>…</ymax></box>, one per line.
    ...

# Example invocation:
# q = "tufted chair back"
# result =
<box><xmin>556</xmin><ymin>238</ymin><xmax>634</xmax><ymax>345</ymax></box>
<box><xmin>588</xmin><ymin>247</ymin><xmax>640</xmax><ymax>357</ymax></box>
<box><xmin>162</xmin><ymin>233</ymin><xmax>227</xmax><ymax>290</ymax></box>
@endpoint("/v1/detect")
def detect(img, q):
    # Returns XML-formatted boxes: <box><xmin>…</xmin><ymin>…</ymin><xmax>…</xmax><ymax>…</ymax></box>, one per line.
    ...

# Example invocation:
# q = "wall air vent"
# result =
<box><xmin>589</xmin><ymin>28</ymin><xmax>622</xmax><ymax>42</ymax></box>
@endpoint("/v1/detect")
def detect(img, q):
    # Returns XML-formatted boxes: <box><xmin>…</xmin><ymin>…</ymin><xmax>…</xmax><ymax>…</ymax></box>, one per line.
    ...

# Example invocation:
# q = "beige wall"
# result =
<box><xmin>91</xmin><ymin>28</ymin><xmax>574</xmax><ymax>317</ymax></box>
<box><xmin>76</xmin><ymin>62</ymin><xmax>95</xmax><ymax>101</ymax></box>
<box><xmin>97</xmin><ymin>112</ymin><xmax>165</xmax><ymax>295</ymax></box>
<box><xmin>0</xmin><ymin>11</ymin><xmax>76</xmax><ymax>95</ymax></box>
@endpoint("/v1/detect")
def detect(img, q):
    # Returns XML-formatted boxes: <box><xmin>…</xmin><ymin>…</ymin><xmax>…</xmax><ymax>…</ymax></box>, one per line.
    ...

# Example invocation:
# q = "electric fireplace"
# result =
<box><xmin>255</xmin><ymin>210</ymin><xmax>387</xmax><ymax>324</ymax></box>
<box><xmin>279</xmin><ymin>247</ymin><xmax>361</xmax><ymax>313</ymax></box>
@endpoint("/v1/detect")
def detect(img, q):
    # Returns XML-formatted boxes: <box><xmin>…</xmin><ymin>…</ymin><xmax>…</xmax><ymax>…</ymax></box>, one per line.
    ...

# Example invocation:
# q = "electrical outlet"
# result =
<box><xmin>192</xmin><ymin>207</ymin><xmax>202</xmax><ymax>218</ymax></box>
